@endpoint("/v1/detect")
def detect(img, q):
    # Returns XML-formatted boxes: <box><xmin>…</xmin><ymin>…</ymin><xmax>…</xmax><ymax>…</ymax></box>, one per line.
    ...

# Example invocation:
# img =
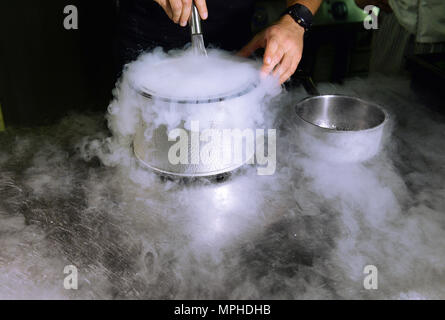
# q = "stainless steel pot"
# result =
<box><xmin>295</xmin><ymin>74</ymin><xmax>389</xmax><ymax>163</ymax></box>
<box><xmin>131</xmin><ymin>9</ymin><xmax>267</xmax><ymax>177</ymax></box>
<box><xmin>132</xmin><ymin>78</ymin><xmax>261</xmax><ymax>177</ymax></box>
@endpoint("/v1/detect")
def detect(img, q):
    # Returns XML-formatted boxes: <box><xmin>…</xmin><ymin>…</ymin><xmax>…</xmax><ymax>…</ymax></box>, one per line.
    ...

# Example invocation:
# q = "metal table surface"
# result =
<box><xmin>0</xmin><ymin>76</ymin><xmax>444</xmax><ymax>299</ymax></box>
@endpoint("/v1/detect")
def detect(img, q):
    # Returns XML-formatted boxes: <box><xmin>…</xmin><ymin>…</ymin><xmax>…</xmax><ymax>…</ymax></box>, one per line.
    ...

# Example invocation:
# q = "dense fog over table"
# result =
<box><xmin>1</xmin><ymin>76</ymin><xmax>445</xmax><ymax>299</ymax></box>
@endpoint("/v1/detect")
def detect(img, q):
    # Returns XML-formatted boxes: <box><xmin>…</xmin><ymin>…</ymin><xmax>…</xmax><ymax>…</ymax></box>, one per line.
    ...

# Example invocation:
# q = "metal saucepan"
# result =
<box><xmin>132</xmin><ymin>94</ymin><xmax>258</xmax><ymax>177</ymax></box>
<box><xmin>294</xmin><ymin>72</ymin><xmax>389</xmax><ymax>163</ymax></box>
<box><xmin>132</xmin><ymin>6</ymin><xmax>263</xmax><ymax>177</ymax></box>
<box><xmin>132</xmin><ymin>66</ymin><xmax>261</xmax><ymax>178</ymax></box>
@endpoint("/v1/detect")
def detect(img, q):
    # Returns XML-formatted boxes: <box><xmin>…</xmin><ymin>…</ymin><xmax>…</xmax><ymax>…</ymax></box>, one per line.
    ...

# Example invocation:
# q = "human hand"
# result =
<box><xmin>154</xmin><ymin>0</ymin><xmax>208</xmax><ymax>27</ymax></box>
<box><xmin>238</xmin><ymin>15</ymin><xmax>305</xmax><ymax>84</ymax></box>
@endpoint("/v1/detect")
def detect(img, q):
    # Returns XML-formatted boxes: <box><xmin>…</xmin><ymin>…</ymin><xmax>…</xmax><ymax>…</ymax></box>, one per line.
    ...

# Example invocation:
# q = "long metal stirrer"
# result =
<box><xmin>189</xmin><ymin>4</ymin><xmax>207</xmax><ymax>56</ymax></box>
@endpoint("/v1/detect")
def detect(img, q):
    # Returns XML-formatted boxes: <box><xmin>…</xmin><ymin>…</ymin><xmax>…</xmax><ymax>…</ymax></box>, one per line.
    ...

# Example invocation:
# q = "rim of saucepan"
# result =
<box><xmin>133</xmin><ymin>80</ymin><xmax>260</xmax><ymax>105</ymax></box>
<box><xmin>295</xmin><ymin>94</ymin><xmax>389</xmax><ymax>134</ymax></box>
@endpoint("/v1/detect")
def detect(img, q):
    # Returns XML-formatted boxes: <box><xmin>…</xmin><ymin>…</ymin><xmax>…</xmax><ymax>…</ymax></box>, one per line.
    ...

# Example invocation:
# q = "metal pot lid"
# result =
<box><xmin>130</xmin><ymin>53</ymin><xmax>261</xmax><ymax>104</ymax></box>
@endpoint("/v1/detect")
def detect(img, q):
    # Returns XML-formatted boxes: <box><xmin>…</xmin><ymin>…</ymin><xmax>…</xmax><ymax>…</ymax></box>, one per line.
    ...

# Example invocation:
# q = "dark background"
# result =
<box><xmin>0</xmin><ymin>0</ymin><xmax>373</xmax><ymax>128</ymax></box>
<box><xmin>0</xmin><ymin>0</ymin><xmax>117</xmax><ymax>127</ymax></box>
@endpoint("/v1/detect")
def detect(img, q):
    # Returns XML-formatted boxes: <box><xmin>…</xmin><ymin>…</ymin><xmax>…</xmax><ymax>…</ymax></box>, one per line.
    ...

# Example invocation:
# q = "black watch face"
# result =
<box><xmin>289</xmin><ymin>9</ymin><xmax>310</xmax><ymax>30</ymax></box>
<box><xmin>289</xmin><ymin>4</ymin><xmax>313</xmax><ymax>29</ymax></box>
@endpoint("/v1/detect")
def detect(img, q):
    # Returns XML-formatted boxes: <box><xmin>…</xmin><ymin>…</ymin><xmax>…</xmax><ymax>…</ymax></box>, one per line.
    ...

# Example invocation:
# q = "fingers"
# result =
<box><xmin>278</xmin><ymin>57</ymin><xmax>295</xmax><ymax>84</ymax></box>
<box><xmin>154</xmin><ymin>0</ymin><xmax>173</xmax><ymax>19</ymax></box>
<box><xmin>261</xmin><ymin>38</ymin><xmax>282</xmax><ymax>75</ymax></box>
<box><xmin>273</xmin><ymin>53</ymin><xmax>291</xmax><ymax>78</ymax></box>
<box><xmin>179</xmin><ymin>0</ymin><xmax>192</xmax><ymax>26</ymax></box>
<box><xmin>280</xmin><ymin>64</ymin><xmax>298</xmax><ymax>84</ymax></box>
<box><xmin>164</xmin><ymin>1</ymin><xmax>174</xmax><ymax>20</ymax></box>
<box><xmin>169</xmin><ymin>0</ymin><xmax>182</xmax><ymax>23</ymax></box>
<box><xmin>263</xmin><ymin>37</ymin><xmax>278</xmax><ymax>65</ymax></box>
<box><xmin>274</xmin><ymin>50</ymin><xmax>301</xmax><ymax>84</ymax></box>
<box><xmin>194</xmin><ymin>0</ymin><xmax>208</xmax><ymax>20</ymax></box>
<box><xmin>237</xmin><ymin>33</ymin><xmax>265</xmax><ymax>58</ymax></box>
<box><xmin>168</xmin><ymin>0</ymin><xmax>207</xmax><ymax>26</ymax></box>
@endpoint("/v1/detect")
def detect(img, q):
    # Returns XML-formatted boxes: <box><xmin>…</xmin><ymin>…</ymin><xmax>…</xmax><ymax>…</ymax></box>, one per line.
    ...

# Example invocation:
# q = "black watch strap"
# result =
<box><xmin>282</xmin><ymin>3</ymin><xmax>314</xmax><ymax>32</ymax></box>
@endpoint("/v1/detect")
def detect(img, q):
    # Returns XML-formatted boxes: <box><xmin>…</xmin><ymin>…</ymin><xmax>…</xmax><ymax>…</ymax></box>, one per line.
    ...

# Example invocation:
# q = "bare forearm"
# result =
<box><xmin>286</xmin><ymin>0</ymin><xmax>322</xmax><ymax>15</ymax></box>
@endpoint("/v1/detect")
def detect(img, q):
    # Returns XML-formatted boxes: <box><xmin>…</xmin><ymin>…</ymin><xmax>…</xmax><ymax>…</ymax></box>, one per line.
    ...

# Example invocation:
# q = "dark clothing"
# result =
<box><xmin>115</xmin><ymin>0</ymin><xmax>256</xmax><ymax>71</ymax></box>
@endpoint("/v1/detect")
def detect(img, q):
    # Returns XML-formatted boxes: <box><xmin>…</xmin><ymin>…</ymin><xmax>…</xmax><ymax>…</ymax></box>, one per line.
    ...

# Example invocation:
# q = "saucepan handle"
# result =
<box><xmin>293</xmin><ymin>69</ymin><xmax>320</xmax><ymax>96</ymax></box>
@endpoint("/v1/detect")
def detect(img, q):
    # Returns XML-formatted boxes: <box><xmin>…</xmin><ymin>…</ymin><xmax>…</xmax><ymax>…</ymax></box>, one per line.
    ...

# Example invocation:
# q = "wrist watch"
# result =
<box><xmin>282</xmin><ymin>3</ymin><xmax>314</xmax><ymax>32</ymax></box>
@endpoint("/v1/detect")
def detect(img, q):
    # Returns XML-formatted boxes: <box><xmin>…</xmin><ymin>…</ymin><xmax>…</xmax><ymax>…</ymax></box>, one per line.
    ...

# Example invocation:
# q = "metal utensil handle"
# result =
<box><xmin>190</xmin><ymin>4</ymin><xmax>202</xmax><ymax>35</ymax></box>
